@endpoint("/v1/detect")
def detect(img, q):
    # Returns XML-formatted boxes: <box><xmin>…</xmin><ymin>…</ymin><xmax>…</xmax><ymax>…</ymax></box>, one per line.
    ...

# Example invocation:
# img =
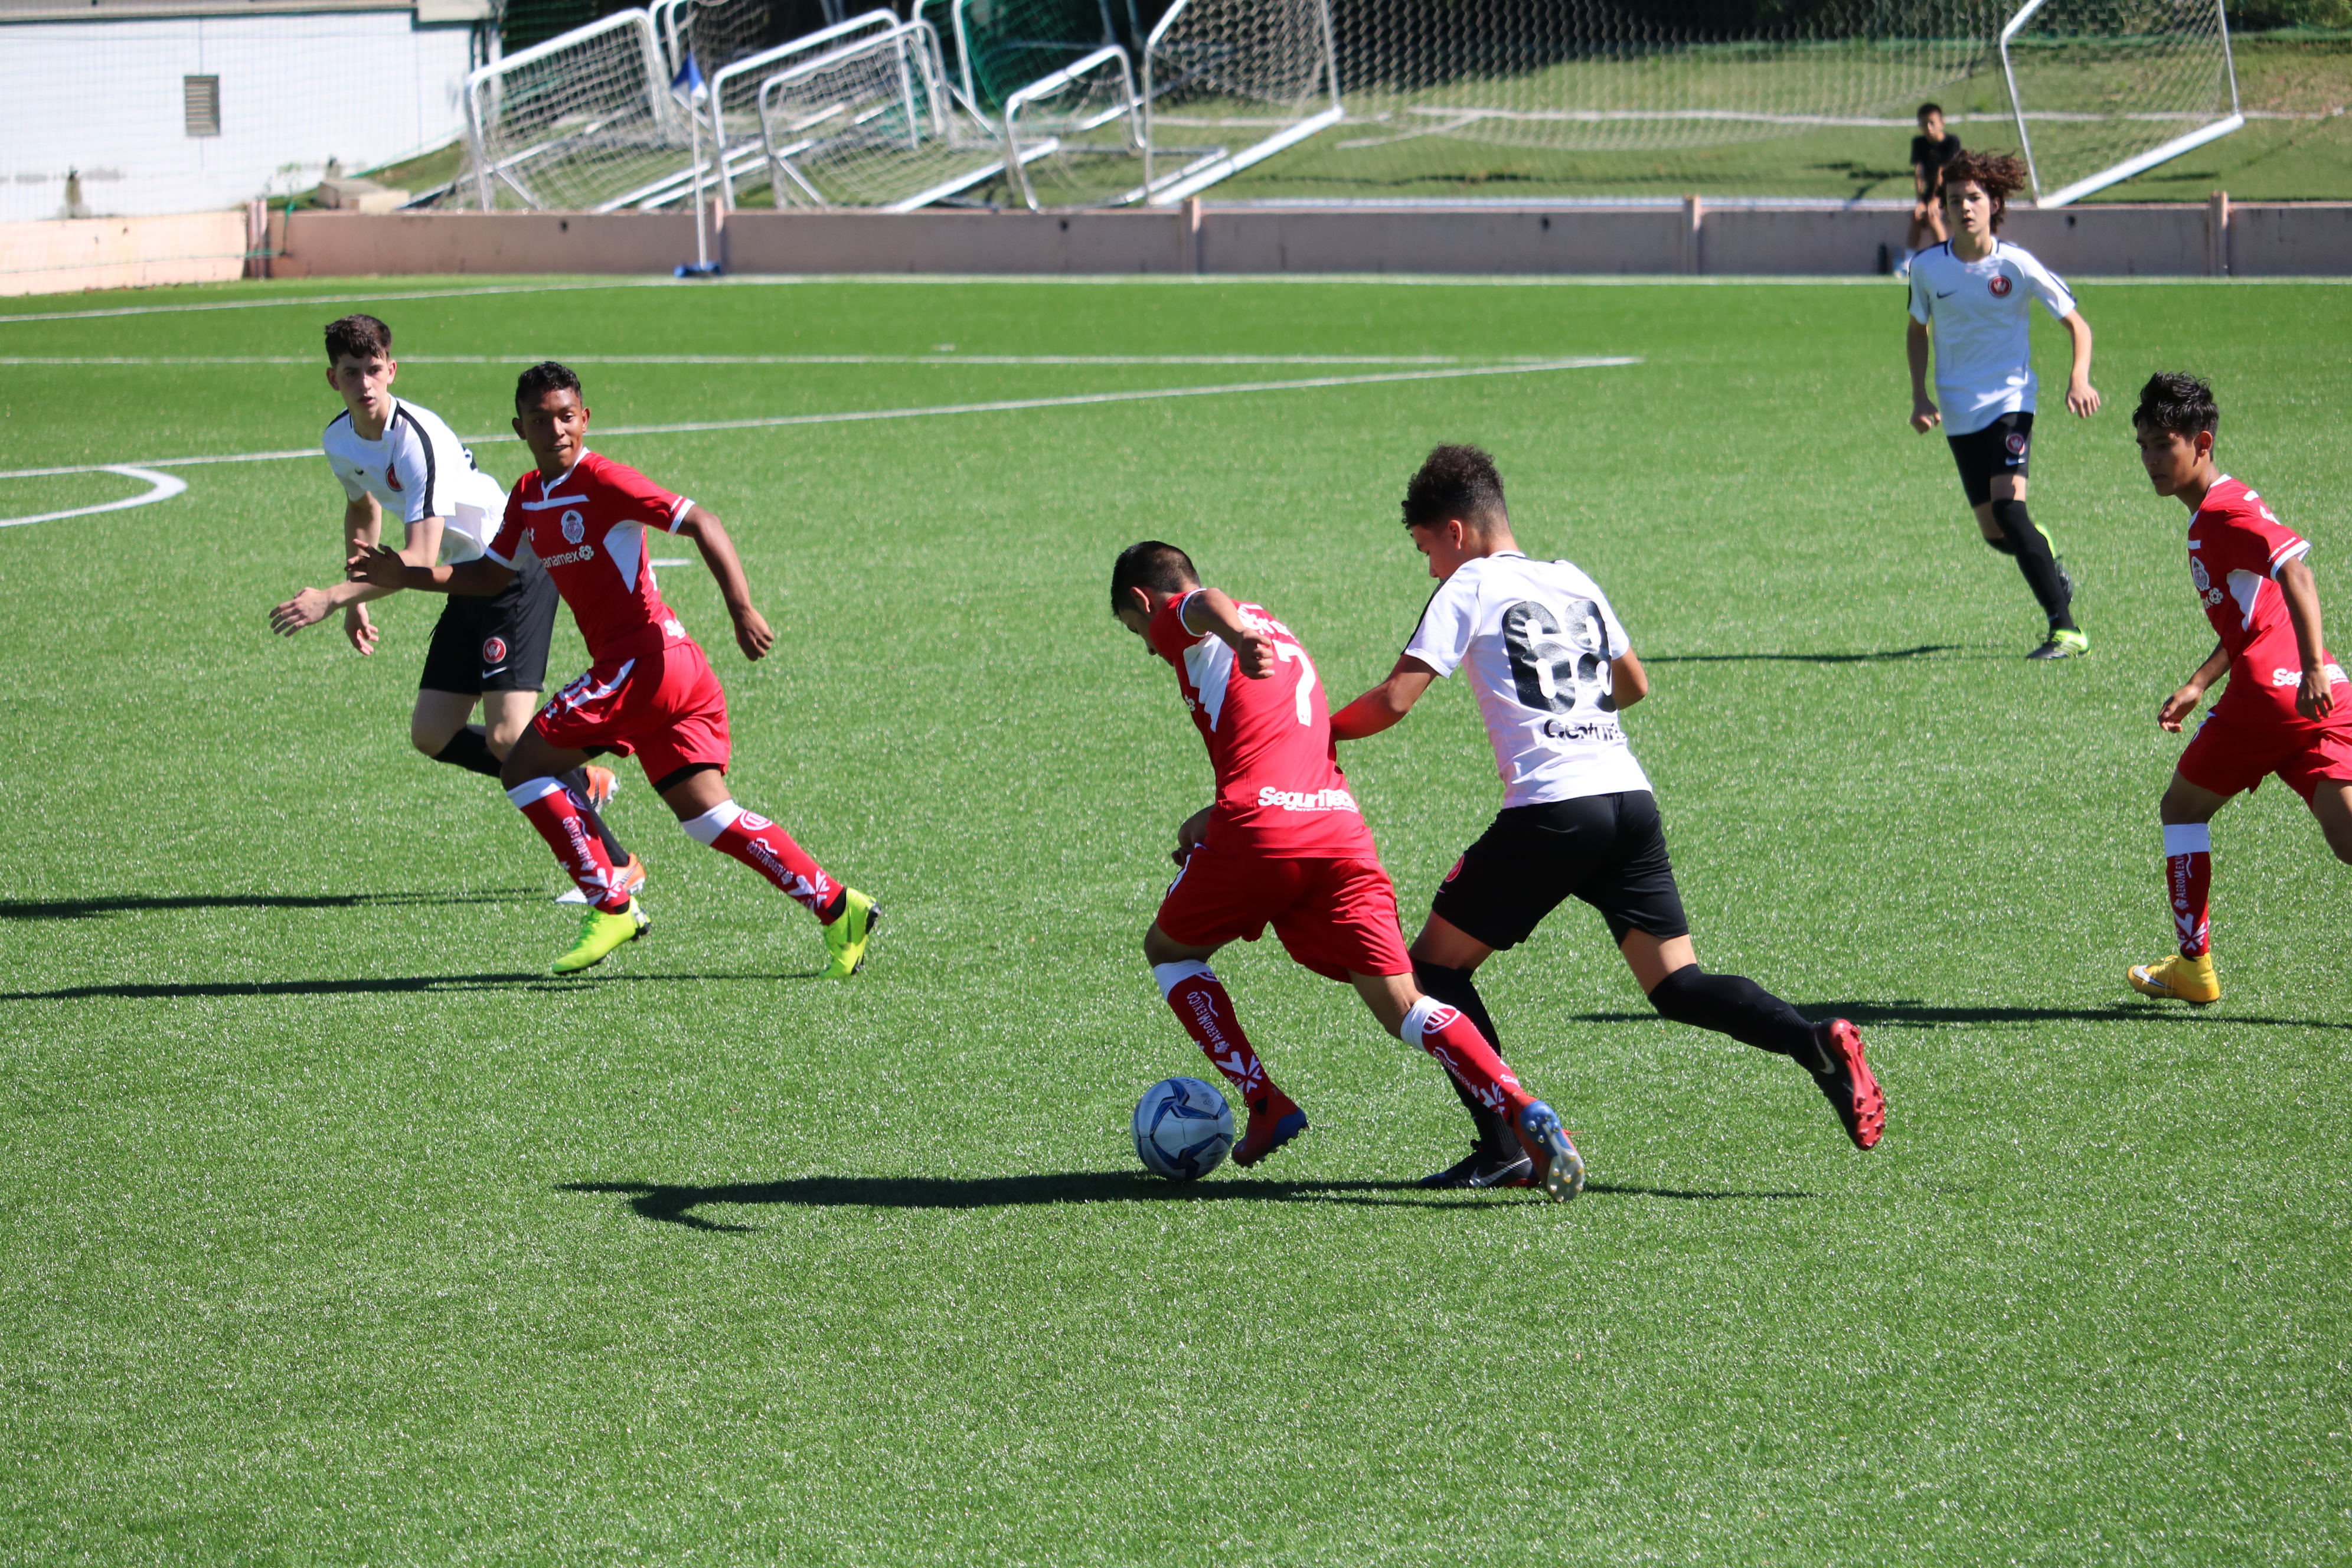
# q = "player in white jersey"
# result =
<box><xmin>1332</xmin><ymin>446</ymin><xmax>1885</xmax><ymax>1186</ymax></box>
<box><xmin>269</xmin><ymin>315</ymin><xmax>637</xmax><ymax>896</ymax></box>
<box><xmin>1906</xmin><ymin>149</ymin><xmax>2100</xmax><ymax>661</ymax></box>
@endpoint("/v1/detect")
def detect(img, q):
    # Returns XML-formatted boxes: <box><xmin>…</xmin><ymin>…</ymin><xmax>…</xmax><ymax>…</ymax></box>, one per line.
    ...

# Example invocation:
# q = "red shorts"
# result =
<box><xmin>534</xmin><ymin>636</ymin><xmax>730</xmax><ymax>785</ymax></box>
<box><xmin>2177</xmin><ymin>700</ymin><xmax>2352</xmax><ymax>803</ymax></box>
<box><xmin>1155</xmin><ymin>844</ymin><xmax>1412</xmax><ymax>983</ymax></box>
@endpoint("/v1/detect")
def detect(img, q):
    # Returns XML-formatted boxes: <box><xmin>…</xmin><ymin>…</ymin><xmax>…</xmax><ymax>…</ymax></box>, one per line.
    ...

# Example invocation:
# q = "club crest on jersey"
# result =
<box><xmin>2005</xmin><ymin>431</ymin><xmax>2028</xmax><ymax>458</ymax></box>
<box><xmin>560</xmin><ymin>508</ymin><xmax>586</xmax><ymax>544</ymax></box>
<box><xmin>384</xmin><ymin>465</ymin><xmax>403</xmax><ymax>492</ymax></box>
<box><xmin>482</xmin><ymin>636</ymin><xmax>508</xmax><ymax>663</ymax></box>
<box><xmin>1988</xmin><ymin>275</ymin><xmax>2013</xmax><ymax>298</ymax></box>
<box><xmin>2190</xmin><ymin>558</ymin><xmax>2211</xmax><ymax>592</ymax></box>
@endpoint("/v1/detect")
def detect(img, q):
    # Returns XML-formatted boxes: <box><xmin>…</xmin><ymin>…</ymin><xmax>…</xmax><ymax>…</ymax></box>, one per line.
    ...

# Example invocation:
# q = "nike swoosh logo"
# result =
<box><xmin>1935</xmin><ymin>290</ymin><xmax>1955</xmax><ymax>298</ymax></box>
<box><xmin>481</xmin><ymin>665</ymin><xmax>507</xmax><ymax>676</ymax></box>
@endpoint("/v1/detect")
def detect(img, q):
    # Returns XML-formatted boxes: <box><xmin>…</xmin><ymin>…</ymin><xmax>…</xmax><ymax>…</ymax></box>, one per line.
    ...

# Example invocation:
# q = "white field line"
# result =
<box><xmin>0</xmin><ymin>358</ymin><xmax>1638</xmax><ymax>500</ymax></box>
<box><xmin>0</xmin><ymin>466</ymin><xmax>188</xmax><ymax>529</ymax></box>
<box><xmin>0</xmin><ymin>354</ymin><xmax>1521</xmax><ymax>367</ymax></box>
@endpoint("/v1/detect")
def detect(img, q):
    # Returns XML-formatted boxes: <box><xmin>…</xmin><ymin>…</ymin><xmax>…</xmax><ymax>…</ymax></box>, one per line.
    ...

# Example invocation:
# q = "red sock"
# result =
<box><xmin>684</xmin><ymin>801</ymin><xmax>842</xmax><ymax>920</ymax></box>
<box><xmin>1404</xmin><ymin>995</ymin><xmax>1525</xmax><ymax>1113</ymax></box>
<box><xmin>2165</xmin><ymin>823</ymin><xmax>2213</xmax><ymax>958</ymax></box>
<box><xmin>1152</xmin><ymin>961</ymin><xmax>1270</xmax><ymax>1101</ymax></box>
<box><xmin>510</xmin><ymin>778</ymin><xmax>629</xmax><ymax>912</ymax></box>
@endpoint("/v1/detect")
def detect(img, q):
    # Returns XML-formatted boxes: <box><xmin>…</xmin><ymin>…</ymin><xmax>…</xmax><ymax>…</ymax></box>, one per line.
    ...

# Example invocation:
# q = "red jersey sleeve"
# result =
<box><xmin>2201</xmin><ymin>484</ymin><xmax>2308</xmax><ymax>583</ymax></box>
<box><xmin>1146</xmin><ymin>593</ymin><xmax>1200</xmax><ymax>666</ymax></box>
<box><xmin>589</xmin><ymin>455</ymin><xmax>692</xmax><ymax>533</ymax></box>
<box><xmin>483</xmin><ymin>476</ymin><xmax>532</xmax><ymax>566</ymax></box>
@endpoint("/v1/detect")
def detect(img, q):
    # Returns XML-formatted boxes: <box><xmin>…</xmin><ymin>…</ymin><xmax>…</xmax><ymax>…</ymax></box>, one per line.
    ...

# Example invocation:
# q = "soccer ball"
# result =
<box><xmin>1132</xmin><ymin>1076</ymin><xmax>1234</xmax><ymax>1181</ymax></box>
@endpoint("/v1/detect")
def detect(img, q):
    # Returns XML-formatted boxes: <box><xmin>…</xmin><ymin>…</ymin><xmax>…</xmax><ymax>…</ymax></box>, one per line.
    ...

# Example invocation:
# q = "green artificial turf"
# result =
<box><xmin>1</xmin><ymin>275</ymin><xmax>2347</xmax><ymax>1563</ymax></box>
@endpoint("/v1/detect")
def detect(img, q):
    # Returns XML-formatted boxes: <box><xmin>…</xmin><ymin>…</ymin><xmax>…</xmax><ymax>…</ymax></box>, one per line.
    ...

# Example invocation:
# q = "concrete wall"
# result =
<box><xmin>0</xmin><ymin>11</ymin><xmax>473</xmax><ymax>223</ymax></box>
<box><xmin>0</xmin><ymin>211</ymin><xmax>246</xmax><ymax>295</ymax></box>
<box><xmin>253</xmin><ymin>201</ymin><xmax>2352</xmax><ymax>282</ymax></box>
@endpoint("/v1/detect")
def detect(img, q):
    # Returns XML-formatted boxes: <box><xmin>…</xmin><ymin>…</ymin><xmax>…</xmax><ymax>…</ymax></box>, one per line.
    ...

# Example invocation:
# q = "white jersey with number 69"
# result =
<box><xmin>1403</xmin><ymin>551</ymin><xmax>1651</xmax><ymax>808</ymax></box>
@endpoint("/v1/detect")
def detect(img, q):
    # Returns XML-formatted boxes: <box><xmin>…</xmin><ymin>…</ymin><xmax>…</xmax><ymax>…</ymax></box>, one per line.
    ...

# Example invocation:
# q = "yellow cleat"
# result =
<box><xmin>2129</xmin><ymin>951</ymin><xmax>2220</xmax><ymax>1005</ymax></box>
<box><xmin>819</xmin><ymin>888</ymin><xmax>881</xmax><ymax>979</ymax></box>
<box><xmin>553</xmin><ymin>897</ymin><xmax>649</xmax><ymax>975</ymax></box>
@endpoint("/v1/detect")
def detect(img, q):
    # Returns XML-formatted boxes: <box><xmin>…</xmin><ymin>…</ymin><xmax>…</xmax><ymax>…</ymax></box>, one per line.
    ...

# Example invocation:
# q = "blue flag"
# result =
<box><xmin>672</xmin><ymin>50</ymin><xmax>706</xmax><ymax>102</ymax></box>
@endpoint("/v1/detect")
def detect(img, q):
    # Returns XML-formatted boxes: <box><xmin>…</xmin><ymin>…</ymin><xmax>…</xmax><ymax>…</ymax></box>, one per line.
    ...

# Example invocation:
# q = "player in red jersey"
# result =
<box><xmin>1110</xmin><ymin>541</ymin><xmax>1585</xmax><ymax>1199</ymax></box>
<box><xmin>2127</xmin><ymin>373</ymin><xmax>2352</xmax><ymax>1005</ymax></box>
<box><xmin>350</xmin><ymin>361</ymin><xmax>880</xmax><ymax>978</ymax></box>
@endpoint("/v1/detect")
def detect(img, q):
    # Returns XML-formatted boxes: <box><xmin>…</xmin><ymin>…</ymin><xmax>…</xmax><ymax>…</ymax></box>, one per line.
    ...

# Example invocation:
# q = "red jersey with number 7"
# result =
<box><xmin>1146</xmin><ymin>592</ymin><xmax>1377</xmax><ymax>859</ymax></box>
<box><xmin>485</xmin><ymin>450</ymin><xmax>697</xmax><ymax>662</ymax></box>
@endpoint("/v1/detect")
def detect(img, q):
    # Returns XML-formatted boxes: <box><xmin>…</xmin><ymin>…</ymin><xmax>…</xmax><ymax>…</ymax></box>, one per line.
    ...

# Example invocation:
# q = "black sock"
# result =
<box><xmin>556</xmin><ymin>766</ymin><xmax>631</xmax><ymax>864</ymax></box>
<box><xmin>1412</xmin><ymin>958</ymin><xmax>1513</xmax><ymax>1149</ymax></box>
<box><xmin>1988</xmin><ymin>498</ymin><xmax>2076</xmax><ymax>629</ymax></box>
<box><xmin>1647</xmin><ymin>965</ymin><xmax>1827</xmax><ymax>1070</ymax></box>
<box><xmin>1981</xmin><ymin>533</ymin><xmax>2018</xmax><ymax>556</ymax></box>
<box><xmin>431</xmin><ymin>727</ymin><xmax>504</xmax><ymax>779</ymax></box>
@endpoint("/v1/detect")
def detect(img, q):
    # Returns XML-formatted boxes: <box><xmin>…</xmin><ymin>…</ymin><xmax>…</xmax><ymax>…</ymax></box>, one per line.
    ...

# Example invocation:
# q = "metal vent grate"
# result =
<box><xmin>184</xmin><ymin>75</ymin><xmax>220</xmax><ymax>137</ymax></box>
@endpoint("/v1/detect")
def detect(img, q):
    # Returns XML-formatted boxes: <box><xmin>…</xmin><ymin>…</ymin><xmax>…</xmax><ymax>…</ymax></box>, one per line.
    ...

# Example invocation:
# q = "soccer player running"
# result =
<box><xmin>1906</xmin><ymin>150</ymin><xmax>2099</xmax><ymax>661</ymax></box>
<box><xmin>349</xmin><ymin>362</ymin><xmax>879</xmax><ymax>979</ymax></box>
<box><xmin>1329</xmin><ymin>447</ymin><xmax>1884</xmax><ymax>1189</ymax></box>
<box><xmin>2126</xmin><ymin>373</ymin><xmax>2352</xmax><ymax>1006</ymax></box>
<box><xmin>270</xmin><ymin>315</ymin><xmax>638</xmax><ymax>901</ymax></box>
<box><xmin>1898</xmin><ymin>102</ymin><xmax>1959</xmax><ymax>279</ymax></box>
<box><xmin>1110</xmin><ymin>541</ymin><xmax>1585</xmax><ymax>1200</ymax></box>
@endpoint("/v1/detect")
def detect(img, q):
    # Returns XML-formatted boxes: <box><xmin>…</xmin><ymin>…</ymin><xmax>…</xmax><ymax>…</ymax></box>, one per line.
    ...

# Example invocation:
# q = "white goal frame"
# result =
<box><xmin>2000</xmin><ymin>0</ymin><xmax>2244</xmax><ymax>209</ymax></box>
<box><xmin>462</xmin><ymin>7</ymin><xmax>678</xmax><ymax>211</ymax></box>
<box><xmin>1138</xmin><ymin>0</ymin><xmax>1341</xmax><ymax>207</ymax></box>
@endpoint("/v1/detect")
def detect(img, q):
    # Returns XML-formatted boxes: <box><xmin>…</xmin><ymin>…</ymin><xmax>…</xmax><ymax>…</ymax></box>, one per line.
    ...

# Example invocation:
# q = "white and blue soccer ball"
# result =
<box><xmin>1132</xmin><ymin>1076</ymin><xmax>1234</xmax><ymax>1181</ymax></box>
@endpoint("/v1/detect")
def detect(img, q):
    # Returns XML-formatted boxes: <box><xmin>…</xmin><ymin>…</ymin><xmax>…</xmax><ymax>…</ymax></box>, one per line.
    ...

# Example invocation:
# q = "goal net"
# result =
<box><xmin>457</xmin><ymin>8</ymin><xmax>688</xmax><ymax>211</ymax></box>
<box><xmin>707</xmin><ymin>9</ymin><xmax>908</xmax><ymax>208</ymax></box>
<box><xmin>1244</xmin><ymin>0</ymin><xmax>2007</xmax><ymax>192</ymax></box>
<box><xmin>1002</xmin><ymin>45</ymin><xmax>1153</xmax><ymax>208</ymax></box>
<box><xmin>760</xmin><ymin>20</ymin><xmax>1021</xmax><ymax>210</ymax></box>
<box><xmin>922</xmin><ymin>0</ymin><xmax>1128</xmax><ymax>110</ymax></box>
<box><xmin>1138</xmin><ymin>0</ymin><xmax>1343</xmax><ymax>203</ymax></box>
<box><xmin>1998</xmin><ymin>0</ymin><xmax>2241</xmax><ymax>207</ymax></box>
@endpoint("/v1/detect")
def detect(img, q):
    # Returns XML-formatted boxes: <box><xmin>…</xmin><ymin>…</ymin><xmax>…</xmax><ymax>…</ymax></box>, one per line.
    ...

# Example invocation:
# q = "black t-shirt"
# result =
<box><xmin>1912</xmin><ymin>132</ymin><xmax>1961</xmax><ymax>188</ymax></box>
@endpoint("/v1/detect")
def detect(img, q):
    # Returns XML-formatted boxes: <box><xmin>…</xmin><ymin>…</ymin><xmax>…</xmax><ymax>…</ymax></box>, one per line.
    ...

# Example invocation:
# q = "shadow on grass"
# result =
<box><xmin>0</xmin><ymin>889</ymin><xmax>541</xmax><ymax>922</ymax></box>
<box><xmin>1645</xmin><ymin>643</ymin><xmax>1961</xmax><ymax>665</ymax></box>
<box><xmin>562</xmin><ymin>1174</ymin><xmax>1808</xmax><ymax>1230</ymax></box>
<box><xmin>0</xmin><ymin>968</ymin><xmax>839</xmax><ymax>1002</ymax></box>
<box><xmin>1563</xmin><ymin>1001</ymin><xmax>2351</xmax><ymax>1031</ymax></box>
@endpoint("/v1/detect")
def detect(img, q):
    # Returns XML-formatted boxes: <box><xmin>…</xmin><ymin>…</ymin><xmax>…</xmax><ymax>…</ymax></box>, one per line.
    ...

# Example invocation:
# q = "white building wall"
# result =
<box><xmin>1</xmin><ymin>12</ymin><xmax>474</xmax><ymax>222</ymax></box>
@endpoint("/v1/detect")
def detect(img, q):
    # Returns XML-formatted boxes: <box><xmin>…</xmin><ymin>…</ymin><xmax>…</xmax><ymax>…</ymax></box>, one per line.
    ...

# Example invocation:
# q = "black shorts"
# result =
<box><xmin>1429</xmin><ymin>789</ymin><xmax>1691</xmax><ymax>952</ymax></box>
<box><xmin>416</xmin><ymin>554</ymin><xmax>558</xmax><ymax>696</ymax></box>
<box><xmin>1946</xmin><ymin>410</ymin><xmax>2033</xmax><ymax>507</ymax></box>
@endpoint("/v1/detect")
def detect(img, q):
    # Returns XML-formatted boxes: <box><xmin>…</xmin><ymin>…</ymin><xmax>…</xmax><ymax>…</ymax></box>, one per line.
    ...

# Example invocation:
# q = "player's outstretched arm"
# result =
<box><xmin>2160</xmin><ymin>642</ymin><xmax>2230</xmax><ymax>732</ymax></box>
<box><xmin>1331</xmin><ymin>655</ymin><xmax>1440</xmax><ymax>740</ymax></box>
<box><xmin>2060</xmin><ymin>312</ymin><xmax>2100</xmax><ymax>418</ymax></box>
<box><xmin>272</xmin><ymin>495</ymin><xmax>394</xmax><ymax>651</ymax></box>
<box><xmin>2278</xmin><ymin>556</ymin><xmax>2335</xmax><ymax>721</ymax></box>
<box><xmin>674</xmin><ymin>505</ymin><xmax>773</xmax><ymax>661</ymax></box>
<box><xmin>347</xmin><ymin>544</ymin><xmax>512</xmax><ymax>600</ymax></box>
<box><xmin>1906</xmin><ymin>320</ymin><xmax>1940</xmax><ymax>433</ymax></box>
<box><xmin>1177</xmin><ymin>587</ymin><xmax>1273</xmax><ymax>678</ymax></box>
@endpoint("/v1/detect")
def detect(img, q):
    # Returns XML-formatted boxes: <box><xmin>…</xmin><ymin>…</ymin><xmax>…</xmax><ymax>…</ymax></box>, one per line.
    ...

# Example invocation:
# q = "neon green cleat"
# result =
<box><xmin>2028</xmin><ymin>628</ymin><xmax>2090</xmax><ymax>660</ymax></box>
<box><xmin>553</xmin><ymin>897</ymin><xmax>649</xmax><ymax>975</ymax></box>
<box><xmin>820</xmin><ymin>888</ymin><xmax>881</xmax><ymax>979</ymax></box>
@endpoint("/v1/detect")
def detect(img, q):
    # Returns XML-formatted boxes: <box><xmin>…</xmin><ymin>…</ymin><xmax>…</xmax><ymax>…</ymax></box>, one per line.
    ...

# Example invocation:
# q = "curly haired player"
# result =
<box><xmin>351</xmin><ymin>361</ymin><xmax>879</xmax><ymax>978</ymax></box>
<box><xmin>2126</xmin><ymin>373</ymin><xmax>2352</xmax><ymax>1006</ymax></box>
<box><xmin>1905</xmin><ymin>150</ymin><xmax>2100</xmax><ymax>660</ymax></box>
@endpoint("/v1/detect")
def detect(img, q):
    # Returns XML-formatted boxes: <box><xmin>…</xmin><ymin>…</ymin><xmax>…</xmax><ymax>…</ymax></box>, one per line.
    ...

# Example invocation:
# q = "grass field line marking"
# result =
<box><xmin>0</xmin><ymin>466</ymin><xmax>188</xmax><ymax>529</ymax></box>
<box><xmin>0</xmin><ymin>353</ymin><xmax>1524</xmax><ymax>367</ymax></box>
<box><xmin>0</xmin><ymin>358</ymin><xmax>1638</xmax><ymax>484</ymax></box>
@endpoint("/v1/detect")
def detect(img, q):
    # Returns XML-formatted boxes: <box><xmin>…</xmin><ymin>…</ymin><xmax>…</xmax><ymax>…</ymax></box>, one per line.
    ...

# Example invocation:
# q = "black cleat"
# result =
<box><xmin>1419</xmin><ymin>1142</ymin><xmax>1534</xmax><ymax>1189</ymax></box>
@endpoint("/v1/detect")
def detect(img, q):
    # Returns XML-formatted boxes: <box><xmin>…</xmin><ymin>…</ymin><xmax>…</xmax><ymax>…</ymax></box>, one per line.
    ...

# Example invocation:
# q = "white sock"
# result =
<box><xmin>1152</xmin><ymin>959</ymin><xmax>1216</xmax><ymax>999</ymax></box>
<box><xmin>678</xmin><ymin>799</ymin><xmax>743</xmax><ymax>845</ymax></box>
<box><xmin>2162</xmin><ymin>822</ymin><xmax>2212</xmax><ymax>856</ymax></box>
